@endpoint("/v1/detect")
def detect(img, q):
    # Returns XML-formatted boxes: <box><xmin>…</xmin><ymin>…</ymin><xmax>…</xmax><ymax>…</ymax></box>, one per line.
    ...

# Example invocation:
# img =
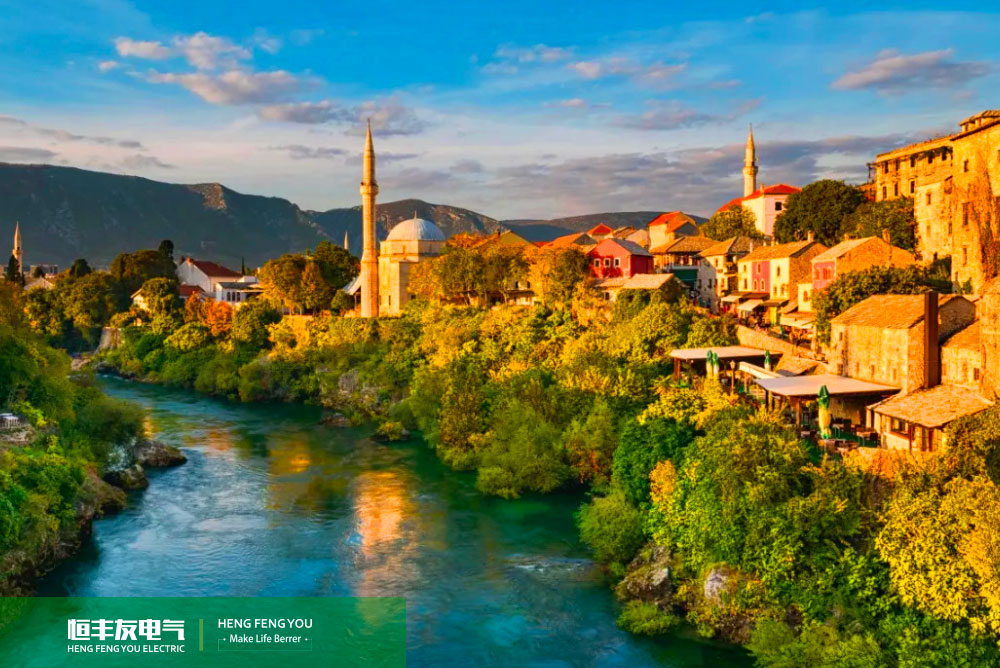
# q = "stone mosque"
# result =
<box><xmin>357</xmin><ymin>123</ymin><xmax>446</xmax><ymax>317</ymax></box>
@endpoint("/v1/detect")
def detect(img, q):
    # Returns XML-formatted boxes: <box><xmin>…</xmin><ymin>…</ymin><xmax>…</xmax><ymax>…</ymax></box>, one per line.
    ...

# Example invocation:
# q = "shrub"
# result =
<box><xmin>576</xmin><ymin>489</ymin><xmax>645</xmax><ymax>568</ymax></box>
<box><xmin>616</xmin><ymin>601</ymin><xmax>678</xmax><ymax>636</ymax></box>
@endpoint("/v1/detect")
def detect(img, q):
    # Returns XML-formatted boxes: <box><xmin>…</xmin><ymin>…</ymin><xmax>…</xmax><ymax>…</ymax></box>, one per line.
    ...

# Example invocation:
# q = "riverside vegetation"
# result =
<box><xmin>16</xmin><ymin>236</ymin><xmax>1000</xmax><ymax>667</ymax></box>
<box><xmin>0</xmin><ymin>281</ymin><xmax>187</xmax><ymax>594</ymax></box>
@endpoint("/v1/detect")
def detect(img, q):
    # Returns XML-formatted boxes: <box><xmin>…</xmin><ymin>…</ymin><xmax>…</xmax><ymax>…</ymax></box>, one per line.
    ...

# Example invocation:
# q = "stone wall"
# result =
<box><xmin>942</xmin><ymin>343</ymin><xmax>981</xmax><ymax>390</ymax></box>
<box><xmin>97</xmin><ymin>327</ymin><xmax>121</xmax><ymax>351</ymax></box>
<box><xmin>736</xmin><ymin>325</ymin><xmax>821</xmax><ymax>363</ymax></box>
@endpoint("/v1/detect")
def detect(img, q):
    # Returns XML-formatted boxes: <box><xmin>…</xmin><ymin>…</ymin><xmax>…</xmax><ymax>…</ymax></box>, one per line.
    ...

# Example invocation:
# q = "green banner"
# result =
<box><xmin>0</xmin><ymin>597</ymin><xmax>405</xmax><ymax>667</ymax></box>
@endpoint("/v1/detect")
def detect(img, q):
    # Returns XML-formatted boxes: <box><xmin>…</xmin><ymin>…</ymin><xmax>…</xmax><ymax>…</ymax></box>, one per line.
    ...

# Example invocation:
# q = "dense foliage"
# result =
<box><xmin>773</xmin><ymin>180</ymin><xmax>868</xmax><ymax>246</ymax></box>
<box><xmin>0</xmin><ymin>282</ymin><xmax>145</xmax><ymax>582</ymax></box>
<box><xmin>702</xmin><ymin>206</ymin><xmax>763</xmax><ymax>241</ymax></box>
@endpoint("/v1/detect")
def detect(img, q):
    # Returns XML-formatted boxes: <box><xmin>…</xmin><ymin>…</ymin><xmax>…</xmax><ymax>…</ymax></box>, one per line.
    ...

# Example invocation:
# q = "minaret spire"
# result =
<box><xmin>343</xmin><ymin>229</ymin><xmax>349</xmax><ymax>251</ymax></box>
<box><xmin>12</xmin><ymin>222</ymin><xmax>22</xmax><ymax>276</ymax></box>
<box><xmin>743</xmin><ymin>124</ymin><xmax>758</xmax><ymax>197</ymax></box>
<box><xmin>359</xmin><ymin>120</ymin><xmax>380</xmax><ymax>317</ymax></box>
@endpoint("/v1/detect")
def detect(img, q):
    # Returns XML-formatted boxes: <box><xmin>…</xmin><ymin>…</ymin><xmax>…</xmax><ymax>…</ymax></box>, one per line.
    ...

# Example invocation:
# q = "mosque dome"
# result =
<box><xmin>386</xmin><ymin>217</ymin><xmax>446</xmax><ymax>242</ymax></box>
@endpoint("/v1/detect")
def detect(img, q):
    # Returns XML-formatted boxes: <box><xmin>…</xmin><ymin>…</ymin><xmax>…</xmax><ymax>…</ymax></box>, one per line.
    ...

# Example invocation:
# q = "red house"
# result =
<box><xmin>588</xmin><ymin>238</ymin><xmax>654</xmax><ymax>278</ymax></box>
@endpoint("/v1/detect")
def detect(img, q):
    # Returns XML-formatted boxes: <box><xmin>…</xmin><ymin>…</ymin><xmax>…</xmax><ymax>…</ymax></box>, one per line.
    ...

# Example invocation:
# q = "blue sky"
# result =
<box><xmin>1</xmin><ymin>1</ymin><xmax>998</xmax><ymax>219</ymax></box>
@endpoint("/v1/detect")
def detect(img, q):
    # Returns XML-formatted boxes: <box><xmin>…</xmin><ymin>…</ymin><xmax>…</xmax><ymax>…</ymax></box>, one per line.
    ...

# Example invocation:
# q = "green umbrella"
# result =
<box><xmin>763</xmin><ymin>350</ymin><xmax>772</xmax><ymax>371</ymax></box>
<box><xmin>817</xmin><ymin>385</ymin><xmax>832</xmax><ymax>440</ymax></box>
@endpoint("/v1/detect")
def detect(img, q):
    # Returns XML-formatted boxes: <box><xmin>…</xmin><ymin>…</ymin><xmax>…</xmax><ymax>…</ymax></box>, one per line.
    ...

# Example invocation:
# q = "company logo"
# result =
<box><xmin>68</xmin><ymin>619</ymin><xmax>185</xmax><ymax>642</ymax></box>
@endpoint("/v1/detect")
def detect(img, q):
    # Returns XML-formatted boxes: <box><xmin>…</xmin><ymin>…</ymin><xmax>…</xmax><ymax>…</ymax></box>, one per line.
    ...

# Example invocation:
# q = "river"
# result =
<box><xmin>39</xmin><ymin>378</ymin><xmax>750</xmax><ymax>668</ymax></box>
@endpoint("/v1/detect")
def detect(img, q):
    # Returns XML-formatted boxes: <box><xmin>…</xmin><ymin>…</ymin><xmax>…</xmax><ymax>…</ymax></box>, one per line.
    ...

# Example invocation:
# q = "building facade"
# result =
<box><xmin>871</xmin><ymin>110</ymin><xmax>1000</xmax><ymax>290</ymax></box>
<box><xmin>810</xmin><ymin>235</ymin><xmax>917</xmax><ymax>291</ymax></box>
<box><xmin>587</xmin><ymin>238</ymin><xmax>654</xmax><ymax>279</ymax></box>
<box><xmin>377</xmin><ymin>217</ymin><xmax>447</xmax><ymax>316</ymax></box>
<box><xmin>737</xmin><ymin>240</ymin><xmax>828</xmax><ymax>302</ymax></box>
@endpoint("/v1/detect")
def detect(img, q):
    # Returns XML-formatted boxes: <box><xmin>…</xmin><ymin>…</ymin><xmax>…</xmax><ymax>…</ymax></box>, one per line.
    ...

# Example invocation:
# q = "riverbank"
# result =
<box><xmin>0</xmin><ymin>435</ymin><xmax>186</xmax><ymax>595</ymax></box>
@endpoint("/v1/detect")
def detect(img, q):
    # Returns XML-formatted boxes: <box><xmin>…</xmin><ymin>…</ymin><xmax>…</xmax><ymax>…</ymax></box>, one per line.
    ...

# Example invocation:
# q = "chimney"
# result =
<box><xmin>806</xmin><ymin>231</ymin><xmax>815</xmax><ymax>242</ymax></box>
<box><xmin>924</xmin><ymin>291</ymin><xmax>940</xmax><ymax>388</ymax></box>
<box><xmin>882</xmin><ymin>228</ymin><xmax>891</xmax><ymax>244</ymax></box>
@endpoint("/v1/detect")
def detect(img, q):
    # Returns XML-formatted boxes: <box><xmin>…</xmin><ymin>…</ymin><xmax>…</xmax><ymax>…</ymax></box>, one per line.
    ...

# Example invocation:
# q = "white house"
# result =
<box><xmin>176</xmin><ymin>258</ymin><xmax>261</xmax><ymax>308</ymax></box>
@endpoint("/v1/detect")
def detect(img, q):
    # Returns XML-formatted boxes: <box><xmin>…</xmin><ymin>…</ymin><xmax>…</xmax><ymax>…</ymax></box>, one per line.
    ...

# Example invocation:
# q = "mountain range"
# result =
<box><xmin>0</xmin><ymin>162</ymin><xmax>693</xmax><ymax>269</ymax></box>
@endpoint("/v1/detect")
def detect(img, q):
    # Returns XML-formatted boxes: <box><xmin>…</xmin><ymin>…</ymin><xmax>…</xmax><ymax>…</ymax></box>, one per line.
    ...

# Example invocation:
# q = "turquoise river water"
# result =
<box><xmin>38</xmin><ymin>378</ymin><xmax>751</xmax><ymax>668</ymax></box>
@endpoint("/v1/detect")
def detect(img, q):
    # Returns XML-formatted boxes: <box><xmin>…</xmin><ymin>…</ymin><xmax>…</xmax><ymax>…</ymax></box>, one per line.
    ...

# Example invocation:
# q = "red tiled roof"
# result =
<box><xmin>188</xmin><ymin>258</ymin><xmax>241</xmax><ymax>278</ymax></box>
<box><xmin>647</xmin><ymin>211</ymin><xmax>695</xmax><ymax>232</ymax></box>
<box><xmin>587</xmin><ymin>223</ymin><xmax>614</xmax><ymax>236</ymax></box>
<box><xmin>715</xmin><ymin>184</ymin><xmax>801</xmax><ymax>214</ymax></box>
<box><xmin>179</xmin><ymin>284</ymin><xmax>204</xmax><ymax>297</ymax></box>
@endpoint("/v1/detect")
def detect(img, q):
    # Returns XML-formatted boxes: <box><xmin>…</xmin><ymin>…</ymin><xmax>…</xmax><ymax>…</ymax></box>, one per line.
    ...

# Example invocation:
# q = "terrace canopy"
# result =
<box><xmin>754</xmin><ymin>373</ymin><xmax>898</xmax><ymax>425</ymax></box>
<box><xmin>670</xmin><ymin>346</ymin><xmax>780</xmax><ymax>380</ymax></box>
<box><xmin>738</xmin><ymin>299</ymin><xmax>764</xmax><ymax>313</ymax></box>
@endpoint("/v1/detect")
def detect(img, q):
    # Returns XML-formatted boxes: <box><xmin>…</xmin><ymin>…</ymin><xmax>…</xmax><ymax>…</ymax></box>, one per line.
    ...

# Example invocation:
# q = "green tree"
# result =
<box><xmin>110</xmin><ymin>249</ymin><xmax>176</xmax><ymax>293</ymax></box>
<box><xmin>685</xmin><ymin>314</ymin><xmax>738</xmax><ymax>348</ymax></box>
<box><xmin>576</xmin><ymin>489</ymin><xmax>645</xmax><ymax>567</ymax></box>
<box><xmin>258</xmin><ymin>255</ymin><xmax>305</xmax><ymax>312</ymax></box>
<box><xmin>311</xmin><ymin>241</ymin><xmax>359</xmax><ymax>289</ymax></box>
<box><xmin>68</xmin><ymin>258</ymin><xmax>92</xmax><ymax>278</ymax></box>
<box><xmin>5</xmin><ymin>255</ymin><xmax>22</xmax><ymax>285</ymax></box>
<box><xmin>230</xmin><ymin>300</ymin><xmax>281</xmax><ymax>350</ymax></box>
<box><xmin>300</xmin><ymin>261</ymin><xmax>333</xmax><ymax>314</ymax></box>
<box><xmin>702</xmin><ymin>205</ymin><xmax>763</xmax><ymax>241</ymax></box>
<box><xmin>773</xmin><ymin>180</ymin><xmax>867</xmax><ymax>245</ymax></box>
<box><xmin>157</xmin><ymin>239</ymin><xmax>175</xmax><ymax>261</ymax></box>
<box><xmin>138</xmin><ymin>277</ymin><xmax>180</xmax><ymax>320</ymax></box>
<box><xmin>612</xmin><ymin>417</ymin><xmax>693</xmax><ymax>505</ymax></box>
<box><xmin>845</xmin><ymin>198</ymin><xmax>917</xmax><ymax>251</ymax></box>
<box><xmin>530</xmin><ymin>247</ymin><xmax>591</xmax><ymax>307</ymax></box>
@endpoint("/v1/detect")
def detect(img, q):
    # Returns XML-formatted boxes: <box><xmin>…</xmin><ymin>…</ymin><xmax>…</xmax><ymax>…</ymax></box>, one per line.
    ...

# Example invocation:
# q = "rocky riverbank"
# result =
<box><xmin>0</xmin><ymin>438</ymin><xmax>186</xmax><ymax>595</ymax></box>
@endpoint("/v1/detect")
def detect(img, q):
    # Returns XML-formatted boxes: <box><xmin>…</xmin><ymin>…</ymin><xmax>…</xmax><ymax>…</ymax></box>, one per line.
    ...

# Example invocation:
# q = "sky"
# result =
<box><xmin>1</xmin><ymin>1</ymin><xmax>998</xmax><ymax>220</ymax></box>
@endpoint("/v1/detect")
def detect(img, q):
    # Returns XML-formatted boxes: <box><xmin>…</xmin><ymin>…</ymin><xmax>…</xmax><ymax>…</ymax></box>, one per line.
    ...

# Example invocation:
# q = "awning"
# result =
<box><xmin>738</xmin><ymin>299</ymin><xmax>764</xmax><ymax>313</ymax></box>
<box><xmin>720</xmin><ymin>294</ymin><xmax>742</xmax><ymax>303</ymax></box>
<box><xmin>780</xmin><ymin>300</ymin><xmax>799</xmax><ymax>314</ymax></box>
<box><xmin>754</xmin><ymin>374</ymin><xmax>899</xmax><ymax>398</ymax></box>
<box><xmin>761</xmin><ymin>299</ymin><xmax>787</xmax><ymax>308</ymax></box>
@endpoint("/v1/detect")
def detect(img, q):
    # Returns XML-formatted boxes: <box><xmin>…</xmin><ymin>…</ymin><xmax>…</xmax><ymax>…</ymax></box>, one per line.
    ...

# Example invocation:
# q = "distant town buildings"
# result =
<box><xmin>175</xmin><ymin>257</ymin><xmax>261</xmax><ymax>307</ymax></box>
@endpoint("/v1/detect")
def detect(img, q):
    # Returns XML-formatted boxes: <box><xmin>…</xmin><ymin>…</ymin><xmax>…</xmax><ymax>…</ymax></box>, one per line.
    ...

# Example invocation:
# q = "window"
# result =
<box><xmin>963</xmin><ymin>247</ymin><xmax>968</xmax><ymax>265</ymax></box>
<box><xmin>613</xmin><ymin>257</ymin><xmax>621</xmax><ymax>267</ymax></box>
<box><xmin>910</xmin><ymin>156</ymin><xmax>916</xmax><ymax>168</ymax></box>
<box><xmin>603</xmin><ymin>258</ymin><xmax>610</xmax><ymax>267</ymax></box>
<box><xmin>962</xmin><ymin>362</ymin><xmax>969</xmax><ymax>380</ymax></box>
<box><xmin>894</xmin><ymin>183</ymin><xmax>899</xmax><ymax>197</ymax></box>
<box><xmin>593</xmin><ymin>258</ymin><xmax>600</xmax><ymax>267</ymax></box>
<box><xmin>883</xmin><ymin>162</ymin><xmax>889</xmax><ymax>174</ymax></box>
<box><xmin>776</xmin><ymin>266</ymin><xmax>781</xmax><ymax>277</ymax></box>
<box><xmin>975</xmin><ymin>368</ymin><xmax>981</xmax><ymax>381</ymax></box>
<box><xmin>870</xmin><ymin>364</ymin><xmax>875</xmax><ymax>377</ymax></box>
<box><xmin>926</xmin><ymin>192</ymin><xmax>932</xmax><ymax>206</ymax></box>
<box><xmin>964</xmin><ymin>159</ymin><xmax>970</xmax><ymax>173</ymax></box>
<box><xmin>910</xmin><ymin>180</ymin><xmax>915</xmax><ymax>194</ymax></box>
<box><xmin>948</xmin><ymin>221</ymin><xmax>953</xmax><ymax>235</ymax></box>
<box><xmin>963</xmin><ymin>201</ymin><xmax>970</xmax><ymax>227</ymax></box>
<box><xmin>928</xmin><ymin>153</ymin><xmax>934</xmax><ymax>164</ymax></box>
<box><xmin>889</xmin><ymin>417</ymin><xmax>909</xmax><ymax>437</ymax></box>
<box><xmin>775</xmin><ymin>202</ymin><xmax>783</xmax><ymax>211</ymax></box>
<box><xmin>882</xmin><ymin>186</ymin><xmax>887</xmax><ymax>200</ymax></box>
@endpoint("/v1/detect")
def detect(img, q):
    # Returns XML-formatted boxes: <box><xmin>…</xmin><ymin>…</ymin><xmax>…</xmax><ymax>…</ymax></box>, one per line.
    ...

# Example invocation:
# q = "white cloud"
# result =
<box><xmin>832</xmin><ymin>49</ymin><xmax>992</xmax><ymax>95</ymax></box>
<box><xmin>148</xmin><ymin>70</ymin><xmax>305</xmax><ymax>104</ymax></box>
<box><xmin>120</xmin><ymin>154</ymin><xmax>175</xmax><ymax>170</ymax></box>
<box><xmin>251</xmin><ymin>28</ymin><xmax>282</xmax><ymax>55</ymax></box>
<box><xmin>174</xmin><ymin>32</ymin><xmax>251</xmax><ymax>70</ymax></box>
<box><xmin>265</xmin><ymin>145</ymin><xmax>347</xmax><ymax>160</ymax></box>
<box><xmin>567</xmin><ymin>57</ymin><xmax>685</xmax><ymax>88</ymax></box>
<box><xmin>616</xmin><ymin>99</ymin><xmax>760</xmax><ymax>131</ymax></box>
<box><xmin>0</xmin><ymin>115</ymin><xmax>145</xmax><ymax>149</ymax></box>
<box><xmin>258</xmin><ymin>100</ymin><xmax>352</xmax><ymax>124</ymax></box>
<box><xmin>97</xmin><ymin>60</ymin><xmax>120</xmax><ymax>72</ymax></box>
<box><xmin>115</xmin><ymin>37</ymin><xmax>171</xmax><ymax>60</ymax></box>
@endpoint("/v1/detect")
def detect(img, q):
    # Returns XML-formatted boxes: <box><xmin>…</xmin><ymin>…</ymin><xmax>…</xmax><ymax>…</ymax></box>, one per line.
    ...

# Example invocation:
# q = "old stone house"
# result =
<box><xmin>871</xmin><ymin>109</ymin><xmax>1000</xmax><ymax>291</ymax></box>
<box><xmin>829</xmin><ymin>293</ymin><xmax>975</xmax><ymax>393</ymax></box>
<box><xmin>810</xmin><ymin>234</ymin><xmax>917</xmax><ymax>291</ymax></box>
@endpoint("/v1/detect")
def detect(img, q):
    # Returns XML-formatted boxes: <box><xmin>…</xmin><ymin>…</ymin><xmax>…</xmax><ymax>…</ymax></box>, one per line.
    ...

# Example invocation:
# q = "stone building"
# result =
<box><xmin>377</xmin><ymin>217</ymin><xmax>446</xmax><ymax>316</ymax></box>
<box><xmin>808</xmin><ymin>233</ymin><xmax>917</xmax><ymax>296</ymax></box>
<box><xmin>829</xmin><ymin>293</ymin><xmax>975</xmax><ymax>393</ymax></box>
<box><xmin>871</xmin><ymin>110</ymin><xmax>1000</xmax><ymax>290</ymax></box>
<box><xmin>941</xmin><ymin>320</ymin><xmax>982</xmax><ymax>391</ymax></box>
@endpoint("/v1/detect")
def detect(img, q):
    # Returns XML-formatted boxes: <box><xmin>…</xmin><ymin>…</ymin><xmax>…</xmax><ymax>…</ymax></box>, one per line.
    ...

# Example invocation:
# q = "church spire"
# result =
<box><xmin>12</xmin><ymin>222</ymin><xmax>22</xmax><ymax>276</ymax></box>
<box><xmin>743</xmin><ymin>124</ymin><xmax>758</xmax><ymax>197</ymax></box>
<box><xmin>359</xmin><ymin>120</ymin><xmax>380</xmax><ymax>317</ymax></box>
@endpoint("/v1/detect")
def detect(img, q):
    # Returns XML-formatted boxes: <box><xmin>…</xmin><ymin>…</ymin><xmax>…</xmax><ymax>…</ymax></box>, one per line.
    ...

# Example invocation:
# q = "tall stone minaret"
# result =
<box><xmin>743</xmin><ymin>125</ymin><xmax>758</xmax><ymax>197</ymax></box>
<box><xmin>359</xmin><ymin>121</ymin><xmax>379</xmax><ymax>318</ymax></box>
<box><xmin>12</xmin><ymin>222</ymin><xmax>22</xmax><ymax>275</ymax></box>
<box><xmin>343</xmin><ymin>229</ymin><xmax>350</xmax><ymax>251</ymax></box>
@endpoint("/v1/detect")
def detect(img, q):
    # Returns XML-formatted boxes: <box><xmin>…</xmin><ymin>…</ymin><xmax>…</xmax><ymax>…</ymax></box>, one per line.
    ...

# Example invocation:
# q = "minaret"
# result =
<box><xmin>359</xmin><ymin>121</ymin><xmax>379</xmax><ymax>318</ymax></box>
<box><xmin>12</xmin><ymin>222</ymin><xmax>22</xmax><ymax>275</ymax></box>
<box><xmin>743</xmin><ymin>125</ymin><xmax>758</xmax><ymax>197</ymax></box>
<box><xmin>343</xmin><ymin>229</ymin><xmax>350</xmax><ymax>251</ymax></box>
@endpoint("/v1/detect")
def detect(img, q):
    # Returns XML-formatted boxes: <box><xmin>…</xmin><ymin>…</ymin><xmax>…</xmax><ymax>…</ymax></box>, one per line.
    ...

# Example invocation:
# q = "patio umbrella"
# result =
<box><xmin>763</xmin><ymin>350</ymin><xmax>772</xmax><ymax>371</ymax></box>
<box><xmin>817</xmin><ymin>385</ymin><xmax>832</xmax><ymax>440</ymax></box>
